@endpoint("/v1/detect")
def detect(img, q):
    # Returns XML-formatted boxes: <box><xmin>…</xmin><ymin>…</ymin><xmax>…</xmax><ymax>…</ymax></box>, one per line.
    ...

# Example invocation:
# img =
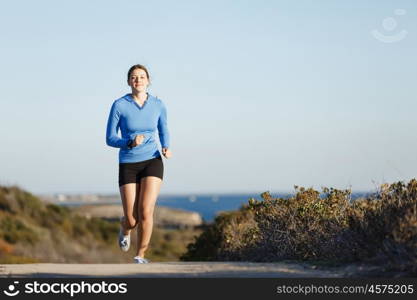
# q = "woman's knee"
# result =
<box><xmin>139</xmin><ymin>209</ymin><xmax>154</xmax><ymax>223</ymax></box>
<box><xmin>125</xmin><ymin>215</ymin><xmax>138</xmax><ymax>229</ymax></box>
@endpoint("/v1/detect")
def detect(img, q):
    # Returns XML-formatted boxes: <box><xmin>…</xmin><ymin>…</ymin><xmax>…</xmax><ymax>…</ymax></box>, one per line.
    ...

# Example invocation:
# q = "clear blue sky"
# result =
<box><xmin>0</xmin><ymin>0</ymin><xmax>416</xmax><ymax>195</ymax></box>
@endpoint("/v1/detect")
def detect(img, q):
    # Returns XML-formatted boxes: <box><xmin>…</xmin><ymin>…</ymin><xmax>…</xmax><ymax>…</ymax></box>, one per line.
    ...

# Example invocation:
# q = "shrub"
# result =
<box><xmin>0</xmin><ymin>215</ymin><xmax>39</xmax><ymax>245</ymax></box>
<box><xmin>182</xmin><ymin>179</ymin><xmax>417</xmax><ymax>275</ymax></box>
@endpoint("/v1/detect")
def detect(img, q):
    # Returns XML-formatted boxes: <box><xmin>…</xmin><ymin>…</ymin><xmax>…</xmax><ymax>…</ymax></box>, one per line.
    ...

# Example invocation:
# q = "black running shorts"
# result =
<box><xmin>118</xmin><ymin>156</ymin><xmax>164</xmax><ymax>187</ymax></box>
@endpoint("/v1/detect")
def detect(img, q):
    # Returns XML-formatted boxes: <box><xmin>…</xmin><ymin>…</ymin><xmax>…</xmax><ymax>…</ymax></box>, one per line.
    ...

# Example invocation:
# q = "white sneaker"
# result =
<box><xmin>118</xmin><ymin>217</ymin><xmax>130</xmax><ymax>252</ymax></box>
<box><xmin>133</xmin><ymin>256</ymin><xmax>150</xmax><ymax>264</ymax></box>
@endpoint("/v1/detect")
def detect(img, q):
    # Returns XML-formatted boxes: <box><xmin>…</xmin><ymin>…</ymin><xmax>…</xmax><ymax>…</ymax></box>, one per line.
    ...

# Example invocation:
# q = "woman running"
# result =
<box><xmin>106</xmin><ymin>64</ymin><xmax>172</xmax><ymax>263</ymax></box>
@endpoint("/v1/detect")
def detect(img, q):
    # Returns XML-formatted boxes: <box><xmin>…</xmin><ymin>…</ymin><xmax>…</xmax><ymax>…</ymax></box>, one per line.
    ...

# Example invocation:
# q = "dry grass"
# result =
<box><xmin>0</xmin><ymin>186</ymin><xmax>201</xmax><ymax>263</ymax></box>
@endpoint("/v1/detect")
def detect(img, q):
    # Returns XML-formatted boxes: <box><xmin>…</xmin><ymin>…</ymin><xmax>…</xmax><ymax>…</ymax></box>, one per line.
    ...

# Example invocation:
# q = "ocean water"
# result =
<box><xmin>157</xmin><ymin>193</ymin><xmax>280</xmax><ymax>222</ymax></box>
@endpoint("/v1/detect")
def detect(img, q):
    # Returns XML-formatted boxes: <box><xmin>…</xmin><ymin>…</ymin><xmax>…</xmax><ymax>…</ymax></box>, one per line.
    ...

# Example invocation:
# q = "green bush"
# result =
<box><xmin>86</xmin><ymin>217</ymin><xmax>119</xmax><ymax>244</ymax></box>
<box><xmin>0</xmin><ymin>215</ymin><xmax>39</xmax><ymax>245</ymax></box>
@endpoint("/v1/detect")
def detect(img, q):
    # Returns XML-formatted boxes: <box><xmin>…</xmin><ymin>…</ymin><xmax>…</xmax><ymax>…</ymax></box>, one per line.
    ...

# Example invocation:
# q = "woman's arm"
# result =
<box><xmin>157</xmin><ymin>101</ymin><xmax>170</xmax><ymax>149</ymax></box>
<box><xmin>158</xmin><ymin>101</ymin><xmax>172</xmax><ymax>158</ymax></box>
<box><xmin>106</xmin><ymin>102</ymin><xmax>130</xmax><ymax>148</ymax></box>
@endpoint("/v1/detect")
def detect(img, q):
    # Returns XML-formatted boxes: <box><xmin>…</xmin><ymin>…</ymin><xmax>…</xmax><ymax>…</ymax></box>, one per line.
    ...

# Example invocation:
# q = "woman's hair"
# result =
<box><xmin>127</xmin><ymin>64</ymin><xmax>150</xmax><ymax>82</ymax></box>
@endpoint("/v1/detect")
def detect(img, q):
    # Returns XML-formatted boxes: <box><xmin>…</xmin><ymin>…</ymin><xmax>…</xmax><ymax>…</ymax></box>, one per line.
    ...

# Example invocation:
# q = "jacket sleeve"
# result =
<box><xmin>106</xmin><ymin>102</ymin><xmax>130</xmax><ymax>149</ymax></box>
<box><xmin>157</xmin><ymin>101</ymin><xmax>170</xmax><ymax>148</ymax></box>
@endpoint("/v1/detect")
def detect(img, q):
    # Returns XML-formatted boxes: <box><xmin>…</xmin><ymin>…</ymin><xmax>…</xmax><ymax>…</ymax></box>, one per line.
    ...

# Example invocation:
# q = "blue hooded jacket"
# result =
<box><xmin>106</xmin><ymin>93</ymin><xmax>170</xmax><ymax>163</ymax></box>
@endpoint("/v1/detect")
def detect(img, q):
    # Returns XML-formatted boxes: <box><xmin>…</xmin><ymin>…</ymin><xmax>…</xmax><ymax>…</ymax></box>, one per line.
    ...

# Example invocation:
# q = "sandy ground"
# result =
<box><xmin>0</xmin><ymin>262</ymin><xmax>384</xmax><ymax>278</ymax></box>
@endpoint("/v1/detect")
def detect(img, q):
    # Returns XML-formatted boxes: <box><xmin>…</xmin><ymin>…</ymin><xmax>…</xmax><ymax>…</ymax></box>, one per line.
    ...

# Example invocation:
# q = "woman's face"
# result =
<box><xmin>128</xmin><ymin>68</ymin><xmax>149</xmax><ymax>92</ymax></box>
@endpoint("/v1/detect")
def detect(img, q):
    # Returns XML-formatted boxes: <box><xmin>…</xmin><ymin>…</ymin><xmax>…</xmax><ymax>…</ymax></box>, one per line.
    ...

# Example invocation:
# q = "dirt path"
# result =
<box><xmin>0</xmin><ymin>262</ymin><xmax>381</xmax><ymax>278</ymax></box>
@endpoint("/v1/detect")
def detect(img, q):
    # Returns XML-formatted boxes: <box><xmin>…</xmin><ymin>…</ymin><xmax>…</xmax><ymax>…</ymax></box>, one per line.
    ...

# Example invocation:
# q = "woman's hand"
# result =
<box><xmin>131</xmin><ymin>134</ymin><xmax>145</xmax><ymax>147</ymax></box>
<box><xmin>162</xmin><ymin>148</ymin><xmax>172</xmax><ymax>159</ymax></box>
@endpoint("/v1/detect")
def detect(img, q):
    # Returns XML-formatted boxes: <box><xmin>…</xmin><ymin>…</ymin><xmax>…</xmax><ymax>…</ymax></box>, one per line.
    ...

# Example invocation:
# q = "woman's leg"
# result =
<box><xmin>136</xmin><ymin>176</ymin><xmax>162</xmax><ymax>258</ymax></box>
<box><xmin>119</xmin><ymin>183</ymin><xmax>140</xmax><ymax>234</ymax></box>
